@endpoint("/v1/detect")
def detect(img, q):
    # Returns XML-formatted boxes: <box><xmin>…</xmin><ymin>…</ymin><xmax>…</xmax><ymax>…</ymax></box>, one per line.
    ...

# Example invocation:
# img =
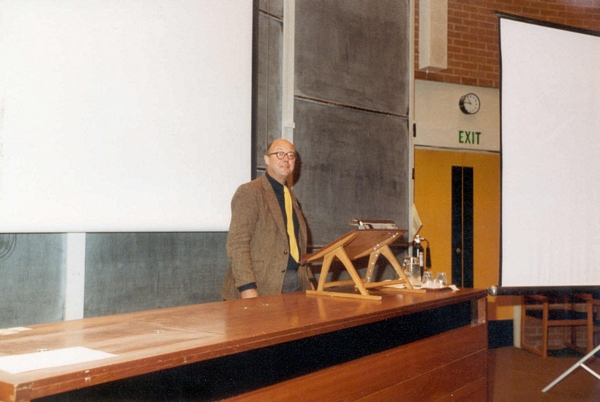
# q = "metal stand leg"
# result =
<box><xmin>542</xmin><ymin>344</ymin><xmax>600</xmax><ymax>392</ymax></box>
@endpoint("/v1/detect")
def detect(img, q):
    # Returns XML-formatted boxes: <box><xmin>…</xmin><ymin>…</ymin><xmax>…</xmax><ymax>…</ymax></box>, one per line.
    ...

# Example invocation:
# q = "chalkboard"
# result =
<box><xmin>0</xmin><ymin>234</ymin><xmax>65</xmax><ymax>326</ymax></box>
<box><xmin>84</xmin><ymin>232</ymin><xmax>228</xmax><ymax>317</ymax></box>
<box><xmin>294</xmin><ymin>100</ymin><xmax>409</xmax><ymax>245</ymax></box>
<box><xmin>293</xmin><ymin>0</ymin><xmax>410</xmax><ymax>245</ymax></box>
<box><xmin>295</xmin><ymin>0</ymin><xmax>410</xmax><ymax>115</ymax></box>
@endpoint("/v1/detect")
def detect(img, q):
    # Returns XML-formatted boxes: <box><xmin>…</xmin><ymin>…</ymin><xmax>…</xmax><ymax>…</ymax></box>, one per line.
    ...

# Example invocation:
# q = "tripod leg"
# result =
<box><xmin>542</xmin><ymin>343</ymin><xmax>600</xmax><ymax>392</ymax></box>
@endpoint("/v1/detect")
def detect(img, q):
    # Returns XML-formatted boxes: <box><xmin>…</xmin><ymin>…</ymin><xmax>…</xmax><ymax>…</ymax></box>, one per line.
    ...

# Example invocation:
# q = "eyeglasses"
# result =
<box><xmin>267</xmin><ymin>151</ymin><xmax>297</xmax><ymax>160</ymax></box>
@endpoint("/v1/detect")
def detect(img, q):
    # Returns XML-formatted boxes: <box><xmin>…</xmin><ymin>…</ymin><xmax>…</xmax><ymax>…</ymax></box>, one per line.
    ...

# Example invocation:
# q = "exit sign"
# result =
<box><xmin>459</xmin><ymin>130</ymin><xmax>481</xmax><ymax>145</ymax></box>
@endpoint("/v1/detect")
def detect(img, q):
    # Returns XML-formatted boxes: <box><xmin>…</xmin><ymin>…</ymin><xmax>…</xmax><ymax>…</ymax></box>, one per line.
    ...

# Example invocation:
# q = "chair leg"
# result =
<box><xmin>521</xmin><ymin>299</ymin><xmax>526</xmax><ymax>348</ymax></box>
<box><xmin>521</xmin><ymin>297</ymin><xmax>549</xmax><ymax>357</ymax></box>
<box><xmin>541</xmin><ymin>301</ymin><xmax>549</xmax><ymax>357</ymax></box>
<box><xmin>587</xmin><ymin>301</ymin><xmax>594</xmax><ymax>354</ymax></box>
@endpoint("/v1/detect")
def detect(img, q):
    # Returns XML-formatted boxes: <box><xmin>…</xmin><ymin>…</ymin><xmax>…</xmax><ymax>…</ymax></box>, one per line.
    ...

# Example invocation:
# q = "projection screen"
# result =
<box><xmin>500</xmin><ymin>15</ymin><xmax>600</xmax><ymax>288</ymax></box>
<box><xmin>0</xmin><ymin>0</ymin><xmax>253</xmax><ymax>232</ymax></box>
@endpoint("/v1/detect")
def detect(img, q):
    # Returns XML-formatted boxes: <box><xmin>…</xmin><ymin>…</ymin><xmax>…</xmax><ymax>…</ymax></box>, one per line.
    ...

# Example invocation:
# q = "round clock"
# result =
<box><xmin>459</xmin><ymin>93</ymin><xmax>480</xmax><ymax>114</ymax></box>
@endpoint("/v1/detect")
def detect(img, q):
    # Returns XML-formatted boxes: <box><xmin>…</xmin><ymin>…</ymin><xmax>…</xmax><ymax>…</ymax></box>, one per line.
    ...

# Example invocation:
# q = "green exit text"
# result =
<box><xmin>459</xmin><ymin>130</ymin><xmax>481</xmax><ymax>144</ymax></box>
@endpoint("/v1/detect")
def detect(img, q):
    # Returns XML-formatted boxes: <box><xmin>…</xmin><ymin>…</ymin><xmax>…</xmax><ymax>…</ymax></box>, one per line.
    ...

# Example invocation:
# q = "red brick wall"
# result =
<box><xmin>415</xmin><ymin>0</ymin><xmax>600</xmax><ymax>88</ymax></box>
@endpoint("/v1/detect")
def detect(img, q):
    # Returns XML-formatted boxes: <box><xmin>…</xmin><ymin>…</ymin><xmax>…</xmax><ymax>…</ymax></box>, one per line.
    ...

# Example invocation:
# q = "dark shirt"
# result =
<box><xmin>237</xmin><ymin>173</ymin><xmax>300</xmax><ymax>293</ymax></box>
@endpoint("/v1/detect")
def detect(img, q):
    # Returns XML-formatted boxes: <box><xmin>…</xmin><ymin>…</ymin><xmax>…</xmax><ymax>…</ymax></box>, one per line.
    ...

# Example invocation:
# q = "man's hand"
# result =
<box><xmin>240</xmin><ymin>288</ymin><xmax>258</xmax><ymax>299</ymax></box>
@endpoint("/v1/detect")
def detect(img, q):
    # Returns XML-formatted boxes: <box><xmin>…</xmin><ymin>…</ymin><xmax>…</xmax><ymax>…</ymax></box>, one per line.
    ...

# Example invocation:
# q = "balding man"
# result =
<box><xmin>221</xmin><ymin>139</ymin><xmax>314</xmax><ymax>299</ymax></box>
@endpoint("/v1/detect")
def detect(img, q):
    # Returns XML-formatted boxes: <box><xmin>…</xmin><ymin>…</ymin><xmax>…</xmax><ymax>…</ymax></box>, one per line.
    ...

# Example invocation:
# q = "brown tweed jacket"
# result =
<box><xmin>221</xmin><ymin>174</ymin><xmax>310</xmax><ymax>300</ymax></box>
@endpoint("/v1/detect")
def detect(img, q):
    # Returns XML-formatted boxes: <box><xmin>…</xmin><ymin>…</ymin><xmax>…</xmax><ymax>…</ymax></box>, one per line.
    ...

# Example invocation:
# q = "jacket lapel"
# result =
<box><xmin>261</xmin><ymin>175</ymin><xmax>288</xmax><ymax>239</ymax></box>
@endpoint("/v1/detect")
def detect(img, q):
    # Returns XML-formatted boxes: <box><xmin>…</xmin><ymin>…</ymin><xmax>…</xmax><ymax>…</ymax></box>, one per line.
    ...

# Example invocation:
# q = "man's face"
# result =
<box><xmin>264</xmin><ymin>139</ymin><xmax>296</xmax><ymax>184</ymax></box>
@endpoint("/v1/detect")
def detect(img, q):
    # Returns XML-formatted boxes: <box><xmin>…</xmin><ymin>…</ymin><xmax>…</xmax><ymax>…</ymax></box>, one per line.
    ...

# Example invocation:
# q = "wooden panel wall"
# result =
<box><xmin>227</xmin><ymin>323</ymin><xmax>488</xmax><ymax>401</ymax></box>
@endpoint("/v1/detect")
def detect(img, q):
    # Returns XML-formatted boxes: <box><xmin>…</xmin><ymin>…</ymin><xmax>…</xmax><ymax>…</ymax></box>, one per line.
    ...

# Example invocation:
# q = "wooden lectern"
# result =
<box><xmin>302</xmin><ymin>228</ymin><xmax>420</xmax><ymax>300</ymax></box>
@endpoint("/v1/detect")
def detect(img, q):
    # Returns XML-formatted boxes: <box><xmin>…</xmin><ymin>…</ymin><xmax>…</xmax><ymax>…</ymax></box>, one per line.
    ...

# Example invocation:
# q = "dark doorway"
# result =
<box><xmin>451</xmin><ymin>166</ymin><xmax>474</xmax><ymax>287</ymax></box>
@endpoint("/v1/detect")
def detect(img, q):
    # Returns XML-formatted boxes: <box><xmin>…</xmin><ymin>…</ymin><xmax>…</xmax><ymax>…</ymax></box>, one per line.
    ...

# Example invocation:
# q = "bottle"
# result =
<box><xmin>413</xmin><ymin>236</ymin><xmax>424</xmax><ymax>279</ymax></box>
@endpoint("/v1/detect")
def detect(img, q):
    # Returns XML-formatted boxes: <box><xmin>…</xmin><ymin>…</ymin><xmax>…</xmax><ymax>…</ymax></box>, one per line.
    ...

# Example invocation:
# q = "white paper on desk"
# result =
<box><xmin>0</xmin><ymin>346</ymin><xmax>117</xmax><ymax>374</ymax></box>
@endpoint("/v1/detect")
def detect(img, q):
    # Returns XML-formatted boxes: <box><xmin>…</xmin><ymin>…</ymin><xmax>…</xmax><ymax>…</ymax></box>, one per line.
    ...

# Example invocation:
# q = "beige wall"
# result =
<box><xmin>414</xmin><ymin>79</ymin><xmax>499</xmax><ymax>152</ymax></box>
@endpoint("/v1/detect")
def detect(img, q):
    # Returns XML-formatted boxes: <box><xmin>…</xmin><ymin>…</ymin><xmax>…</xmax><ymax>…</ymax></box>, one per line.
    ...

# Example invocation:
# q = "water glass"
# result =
<box><xmin>403</xmin><ymin>257</ymin><xmax>421</xmax><ymax>286</ymax></box>
<box><xmin>422</xmin><ymin>271</ymin><xmax>434</xmax><ymax>287</ymax></box>
<box><xmin>435</xmin><ymin>272</ymin><xmax>448</xmax><ymax>287</ymax></box>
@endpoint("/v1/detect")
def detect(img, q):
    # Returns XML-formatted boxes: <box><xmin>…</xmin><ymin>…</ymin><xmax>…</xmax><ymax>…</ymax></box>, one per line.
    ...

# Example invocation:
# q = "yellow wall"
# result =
<box><xmin>414</xmin><ymin>148</ymin><xmax>517</xmax><ymax>320</ymax></box>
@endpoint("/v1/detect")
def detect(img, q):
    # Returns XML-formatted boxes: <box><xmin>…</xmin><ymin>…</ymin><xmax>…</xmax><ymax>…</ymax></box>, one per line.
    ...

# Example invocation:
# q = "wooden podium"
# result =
<box><xmin>302</xmin><ymin>228</ymin><xmax>420</xmax><ymax>300</ymax></box>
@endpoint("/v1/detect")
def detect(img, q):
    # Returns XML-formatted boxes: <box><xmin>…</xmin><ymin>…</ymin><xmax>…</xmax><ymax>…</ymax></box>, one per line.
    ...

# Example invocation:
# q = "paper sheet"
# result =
<box><xmin>0</xmin><ymin>347</ymin><xmax>117</xmax><ymax>374</ymax></box>
<box><xmin>0</xmin><ymin>327</ymin><xmax>31</xmax><ymax>336</ymax></box>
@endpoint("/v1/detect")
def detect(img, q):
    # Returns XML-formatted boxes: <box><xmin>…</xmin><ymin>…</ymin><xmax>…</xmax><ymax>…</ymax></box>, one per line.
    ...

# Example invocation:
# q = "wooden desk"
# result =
<box><xmin>0</xmin><ymin>289</ymin><xmax>487</xmax><ymax>401</ymax></box>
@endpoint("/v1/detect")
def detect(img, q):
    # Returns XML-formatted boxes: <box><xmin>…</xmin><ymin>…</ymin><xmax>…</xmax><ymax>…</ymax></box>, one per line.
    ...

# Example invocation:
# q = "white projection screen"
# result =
<box><xmin>500</xmin><ymin>15</ymin><xmax>600</xmax><ymax>289</ymax></box>
<box><xmin>0</xmin><ymin>0</ymin><xmax>252</xmax><ymax>232</ymax></box>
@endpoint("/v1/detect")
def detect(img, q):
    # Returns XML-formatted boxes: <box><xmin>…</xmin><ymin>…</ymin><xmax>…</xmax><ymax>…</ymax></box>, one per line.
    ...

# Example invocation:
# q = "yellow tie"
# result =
<box><xmin>284</xmin><ymin>186</ymin><xmax>299</xmax><ymax>262</ymax></box>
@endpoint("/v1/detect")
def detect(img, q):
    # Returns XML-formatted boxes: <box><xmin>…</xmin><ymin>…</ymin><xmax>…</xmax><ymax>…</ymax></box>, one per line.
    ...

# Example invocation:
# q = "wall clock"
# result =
<box><xmin>459</xmin><ymin>93</ymin><xmax>480</xmax><ymax>114</ymax></box>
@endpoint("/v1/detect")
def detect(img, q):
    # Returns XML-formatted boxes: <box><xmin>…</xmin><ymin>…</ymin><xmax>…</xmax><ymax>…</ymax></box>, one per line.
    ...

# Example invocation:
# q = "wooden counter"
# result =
<box><xmin>0</xmin><ymin>288</ymin><xmax>487</xmax><ymax>401</ymax></box>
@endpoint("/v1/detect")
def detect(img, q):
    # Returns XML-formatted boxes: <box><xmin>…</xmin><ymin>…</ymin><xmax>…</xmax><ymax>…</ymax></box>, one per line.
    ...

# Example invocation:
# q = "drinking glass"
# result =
<box><xmin>435</xmin><ymin>272</ymin><xmax>447</xmax><ymax>287</ymax></box>
<box><xmin>422</xmin><ymin>271</ymin><xmax>434</xmax><ymax>287</ymax></box>
<box><xmin>403</xmin><ymin>257</ymin><xmax>421</xmax><ymax>286</ymax></box>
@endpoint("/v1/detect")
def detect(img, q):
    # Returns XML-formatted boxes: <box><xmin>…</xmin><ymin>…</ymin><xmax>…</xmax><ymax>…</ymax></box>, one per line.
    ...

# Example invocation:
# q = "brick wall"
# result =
<box><xmin>415</xmin><ymin>0</ymin><xmax>600</xmax><ymax>88</ymax></box>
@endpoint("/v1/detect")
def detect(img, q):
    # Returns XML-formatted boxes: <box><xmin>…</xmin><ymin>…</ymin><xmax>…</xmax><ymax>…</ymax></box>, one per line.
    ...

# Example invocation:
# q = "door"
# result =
<box><xmin>414</xmin><ymin>149</ymin><xmax>510</xmax><ymax>321</ymax></box>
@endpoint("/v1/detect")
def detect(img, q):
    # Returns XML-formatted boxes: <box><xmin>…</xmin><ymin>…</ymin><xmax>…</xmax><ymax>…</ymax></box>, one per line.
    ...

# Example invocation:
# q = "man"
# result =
<box><xmin>221</xmin><ymin>139</ymin><xmax>313</xmax><ymax>300</ymax></box>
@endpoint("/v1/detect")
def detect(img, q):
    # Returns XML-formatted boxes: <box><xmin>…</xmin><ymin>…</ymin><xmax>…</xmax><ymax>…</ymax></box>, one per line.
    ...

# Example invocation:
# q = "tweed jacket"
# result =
<box><xmin>221</xmin><ymin>174</ymin><xmax>310</xmax><ymax>300</ymax></box>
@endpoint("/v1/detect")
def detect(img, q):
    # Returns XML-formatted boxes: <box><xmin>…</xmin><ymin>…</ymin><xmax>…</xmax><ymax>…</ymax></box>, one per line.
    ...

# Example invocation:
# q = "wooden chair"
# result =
<box><xmin>521</xmin><ymin>294</ymin><xmax>591</xmax><ymax>358</ymax></box>
<box><xmin>542</xmin><ymin>295</ymin><xmax>600</xmax><ymax>392</ymax></box>
<box><xmin>573</xmin><ymin>293</ymin><xmax>600</xmax><ymax>354</ymax></box>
